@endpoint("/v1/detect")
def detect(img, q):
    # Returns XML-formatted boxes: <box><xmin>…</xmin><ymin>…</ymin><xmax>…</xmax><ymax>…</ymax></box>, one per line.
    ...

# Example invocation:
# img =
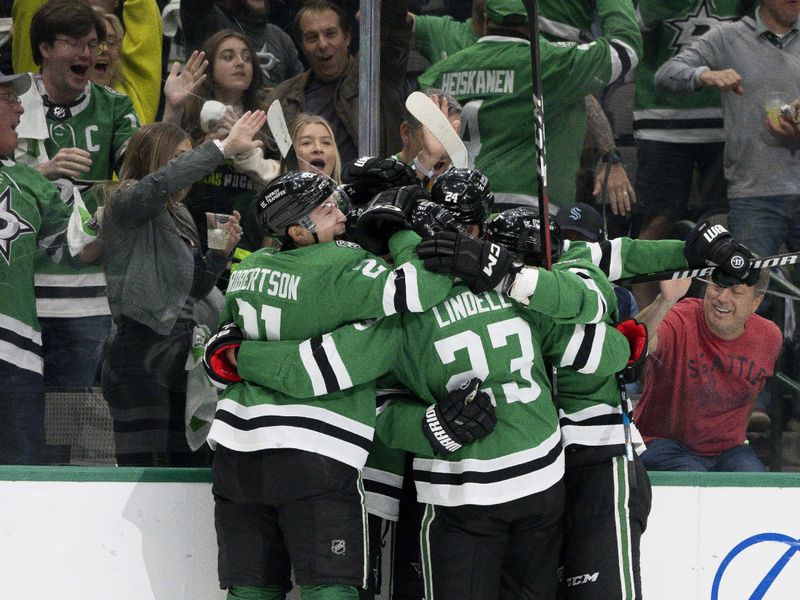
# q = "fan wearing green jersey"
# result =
<box><xmin>632</xmin><ymin>0</ymin><xmax>748</xmax><ymax>307</ymax></box>
<box><xmin>205</xmin><ymin>173</ymin><xmax>460</xmax><ymax>600</ymax></box>
<box><xmin>0</xmin><ymin>70</ymin><xmax>86</xmax><ymax>464</ymax></box>
<box><xmin>417</xmin><ymin>0</ymin><xmax>641</xmax><ymax>210</ymax></box>
<box><xmin>14</xmin><ymin>0</ymin><xmax>140</xmax><ymax>390</ymax></box>
<box><xmin>410</xmin><ymin>1</ymin><xmax>637</xmax><ymax>216</ymax></box>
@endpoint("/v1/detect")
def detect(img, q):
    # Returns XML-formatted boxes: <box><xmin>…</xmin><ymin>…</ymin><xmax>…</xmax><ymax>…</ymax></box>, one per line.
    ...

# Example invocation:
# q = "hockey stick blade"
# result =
<box><xmin>617</xmin><ymin>251</ymin><xmax>800</xmax><ymax>285</ymax></box>
<box><xmin>267</xmin><ymin>100</ymin><xmax>292</xmax><ymax>158</ymax></box>
<box><xmin>404</xmin><ymin>91</ymin><xmax>469</xmax><ymax>168</ymax></box>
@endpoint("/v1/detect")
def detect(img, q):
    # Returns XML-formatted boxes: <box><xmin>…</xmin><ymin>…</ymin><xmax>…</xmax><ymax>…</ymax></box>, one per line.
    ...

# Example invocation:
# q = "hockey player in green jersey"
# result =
<box><xmin>205</xmin><ymin>173</ymin><xmax>464</xmax><ymax>600</ymax></box>
<box><xmin>417</xmin><ymin>0</ymin><xmax>641</xmax><ymax>209</ymax></box>
<box><xmin>206</xmin><ymin>252</ymin><xmax>631</xmax><ymax>600</ymax></box>
<box><xmin>204</xmin><ymin>183</ymin><xmax>633</xmax><ymax>598</ymax></box>
<box><xmin>14</xmin><ymin>0</ymin><xmax>141</xmax><ymax>389</ymax></box>
<box><xmin>0</xmin><ymin>71</ymin><xmax>85</xmax><ymax>464</ymax></box>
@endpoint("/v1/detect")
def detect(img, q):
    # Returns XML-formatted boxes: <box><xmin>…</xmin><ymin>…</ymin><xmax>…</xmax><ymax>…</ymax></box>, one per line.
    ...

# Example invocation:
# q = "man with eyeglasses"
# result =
<box><xmin>12</xmin><ymin>0</ymin><xmax>140</xmax><ymax>394</ymax></box>
<box><xmin>0</xmin><ymin>70</ymin><xmax>87</xmax><ymax>464</ymax></box>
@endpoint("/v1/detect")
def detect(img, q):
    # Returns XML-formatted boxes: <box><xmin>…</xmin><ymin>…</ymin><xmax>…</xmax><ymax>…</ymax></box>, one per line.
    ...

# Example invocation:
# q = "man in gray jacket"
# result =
<box><xmin>654</xmin><ymin>0</ymin><xmax>800</xmax><ymax>264</ymax></box>
<box><xmin>265</xmin><ymin>0</ymin><xmax>411</xmax><ymax>164</ymax></box>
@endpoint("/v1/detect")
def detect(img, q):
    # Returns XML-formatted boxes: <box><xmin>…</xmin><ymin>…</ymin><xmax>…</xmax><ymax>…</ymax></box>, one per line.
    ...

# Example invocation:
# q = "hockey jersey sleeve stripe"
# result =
<box><xmin>300</xmin><ymin>334</ymin><xmax>353</xmax><ymax>396</ymax></box>
<box><xmin>0</xmin><ymin>314</ymin><xmax>42</xmax><ymax>345</ymax></box>
<box><xmin>383</xmin><ymin>262</ymin><xmax>424</xmax><ymax>315</ymax></box>
<box><xmin>559</xmin><ymin>322</ymin><xmax>607</xmax><ymax>374</ymax></box>
<box><xmin>592</xmin><ymin>239</ymin><xmax>623</xmax><ymax>281</ymax></box>
<box><xmin>0</xmin><ymin>341</ymin><xmax>44</xmax><ymax>375</ymax></box>
<box><xmin>569</xmin><ymin>269</ymin><xmax>607</xmax><ymax>323</ymax></box>
<box><xmin>608</xmin><ymin>39</ymin><xmax>638</xmax><ymax>83</ymax></box>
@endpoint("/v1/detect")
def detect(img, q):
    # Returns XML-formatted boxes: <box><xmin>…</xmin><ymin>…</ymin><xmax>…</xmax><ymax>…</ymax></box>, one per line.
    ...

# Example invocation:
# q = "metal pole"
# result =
<box><xmin>358</xmin><ymin>0</ymin><xmax>380</xmax><ymax>156</ymax></box>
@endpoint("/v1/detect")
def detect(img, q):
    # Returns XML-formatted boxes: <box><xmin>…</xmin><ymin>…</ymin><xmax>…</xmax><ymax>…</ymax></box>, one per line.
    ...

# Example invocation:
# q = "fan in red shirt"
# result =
<box><xmin>634</xmin><ymin>268</ymin><xmax>781</xmax><ymax>472</ymax></box>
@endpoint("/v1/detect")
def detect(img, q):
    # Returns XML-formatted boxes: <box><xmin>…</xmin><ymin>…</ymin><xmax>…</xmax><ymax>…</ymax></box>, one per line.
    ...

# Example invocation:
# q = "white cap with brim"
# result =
<box><xmin>0</xmin><ymin>72</ymin><xmax>32</xmax><ymax>96</ymax></box>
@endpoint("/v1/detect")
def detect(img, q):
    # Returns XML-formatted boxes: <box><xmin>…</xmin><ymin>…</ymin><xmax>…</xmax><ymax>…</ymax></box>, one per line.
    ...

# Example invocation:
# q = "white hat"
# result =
<box><xmin>0</xmin><ymin>71</ymin><xmax>31</xmax><ymax>96</ymax></box>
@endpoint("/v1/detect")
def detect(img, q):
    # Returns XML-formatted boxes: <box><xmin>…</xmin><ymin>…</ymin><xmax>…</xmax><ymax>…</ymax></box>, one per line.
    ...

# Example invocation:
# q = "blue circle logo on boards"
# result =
<box><xmin>712</xmin><ymin>533</ymin><xmax>800</xmax><ymax>599</ymax></box>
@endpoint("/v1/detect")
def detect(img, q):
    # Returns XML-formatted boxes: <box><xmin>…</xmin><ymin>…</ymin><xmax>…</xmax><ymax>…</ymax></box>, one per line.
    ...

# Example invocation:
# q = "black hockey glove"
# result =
<box><xmin>341</xmin><ymin>156</ymin><xmax>418</xmax><ymax>205</ymax></box>
<box><xmin>203</xmin><ymin>322</ymin><xmax>243</xmax><ymax>387</ymax></box>
<box><xmin>684</xmin><ymin>221</ymin><xmax>753</xmax><ymax>287</ymax></box>
<box><xmin>615</xmin><ymin>319</ymin><xmax>648</xmax><ymax>384</ymax></box>
<box><xmin>410</xmin><ymin>200</ymin><xmax>467</xmax><ymax>238</ymax></box>
<box><xmin>354</xmin><ymin>185</ymin><xmax>430</xmax><ymax>255</ymax></box>
<box><xmin>422</xmin><ymin>378</ymin><xmax>497</xmax><ymax>455</ymax></box>
<box><xmin>416</xmin><ymin>231</ymin><xmax>517</xmax><ymax>294</ymax></box>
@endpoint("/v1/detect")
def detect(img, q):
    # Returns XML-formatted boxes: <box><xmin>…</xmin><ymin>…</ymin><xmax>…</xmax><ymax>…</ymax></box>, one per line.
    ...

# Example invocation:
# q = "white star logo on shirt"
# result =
<box><xmin>665</xmin><ymin>1</ymin><xmax>738</xmax><ymax>54</ymax></box>
<box><xmin>0</xmin><ymin>186</ymin><xmax>35</xmax><ymax>265</ymax></box>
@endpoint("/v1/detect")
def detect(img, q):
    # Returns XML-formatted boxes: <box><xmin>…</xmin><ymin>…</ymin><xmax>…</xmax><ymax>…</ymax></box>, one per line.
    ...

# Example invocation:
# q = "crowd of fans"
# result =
<box><xmin>1</xmin><ymin>0</ymin><xmax>799</xmax><ymax>597</ymax></box>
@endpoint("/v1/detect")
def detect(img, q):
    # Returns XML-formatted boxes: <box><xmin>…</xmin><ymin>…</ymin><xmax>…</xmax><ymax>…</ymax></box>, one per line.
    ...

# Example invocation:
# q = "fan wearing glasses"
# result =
<box><xmin>12</xmin><ymin>0</ymin><xmax>140</xmax><ymax>392</ymax></box>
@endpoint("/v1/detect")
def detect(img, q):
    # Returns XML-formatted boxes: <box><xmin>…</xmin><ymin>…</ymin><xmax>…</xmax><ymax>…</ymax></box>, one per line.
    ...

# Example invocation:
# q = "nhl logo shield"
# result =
<box><xmin>330</xmin><ymin>539</ymin><xmax>346</xmax><ymax>556</ymax></box>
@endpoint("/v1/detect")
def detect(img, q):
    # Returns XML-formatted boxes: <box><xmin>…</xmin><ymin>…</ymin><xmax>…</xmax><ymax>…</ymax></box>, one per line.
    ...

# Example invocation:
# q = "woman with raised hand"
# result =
<box><xmin>162</xmin><ymin>30</ymin><xmax>279</xmax><ymax>257</ymax></box>
<box><xmin>100</xmin><ymin>110</ymin><xmax>266</xmax><ymax>467</ymax></box>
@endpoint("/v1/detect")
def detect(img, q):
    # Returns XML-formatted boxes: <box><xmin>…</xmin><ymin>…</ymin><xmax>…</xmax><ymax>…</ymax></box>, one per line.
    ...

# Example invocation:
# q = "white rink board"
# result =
<box><xmin>0</xmin><ymin>470</ymin><xmax>225</xmax><ymax>600</ymax></box>
<box><xmin>0</xmin><ymin>469</ymin><xmax>798</xmax><ymax>599</ymax></box>
<box><xmin>641</xmin><ymin>476</ymin><xmax>800</xmax><ymax>600</ymax></box>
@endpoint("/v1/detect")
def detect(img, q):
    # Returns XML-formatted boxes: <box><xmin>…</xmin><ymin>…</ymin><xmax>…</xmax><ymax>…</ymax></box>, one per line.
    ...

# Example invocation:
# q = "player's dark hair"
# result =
<box><xmin>30</xmin><ymin>0</ymin><xmax>107</xmax><ymax>66</ymax></box>
<box><xmin>292</xmin><ymin>0</ymin><xmax>352</xmax><ymax>44</ymax></box>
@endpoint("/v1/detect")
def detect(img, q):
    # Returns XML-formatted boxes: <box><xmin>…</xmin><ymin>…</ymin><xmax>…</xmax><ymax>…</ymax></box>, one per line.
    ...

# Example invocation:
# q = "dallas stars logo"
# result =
<box><xmin>0</xmin><ymin>187</ymin><xmax>35</xmax><ymax>265</ymax></box>
<box><xmin>665</xmin><ymin>1</ymin><xmax>738</xmax><ymax>53</ymax></box>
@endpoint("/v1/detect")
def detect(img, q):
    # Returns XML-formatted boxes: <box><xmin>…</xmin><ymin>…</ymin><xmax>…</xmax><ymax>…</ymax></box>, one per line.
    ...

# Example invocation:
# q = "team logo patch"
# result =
<box><xmin>0</xmin><ymin>187</ymin><xmax>36</xmax><ymax>265</ymax></box>
<box><xmin>330</xmin><ymin>539</ymin><xmax>346</xmax><ymax>556</ymax></box>
<box><xmin>665</xmin><ymin>1</ymin><xmax>737</xmax><ymax>53</ymax></box>
<box><xmin>335</xmin><ymin>240</ymin><xmax>360</xmax><ymax>249</ymax></box>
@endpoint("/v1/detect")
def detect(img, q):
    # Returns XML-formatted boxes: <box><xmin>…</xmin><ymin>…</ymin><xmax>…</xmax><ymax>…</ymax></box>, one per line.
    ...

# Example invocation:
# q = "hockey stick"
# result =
<box><xmin>404</xmin><ymin>91</ymin><xmax>469</xmax><ymax>169</ymax></box>
<box><xmin>521</xmin><ymin>0</ymin><xmax>552</xmax><ymax>269</ymax></box>
<box><xmin>616</xmin><ymin>250</ymin><xmax>800</xmax><ymax>285</ymax></box>
<box><xmin>267</xmin><ymin>99</ymin><xmax>292</xmax><ymax>158</ymax></box>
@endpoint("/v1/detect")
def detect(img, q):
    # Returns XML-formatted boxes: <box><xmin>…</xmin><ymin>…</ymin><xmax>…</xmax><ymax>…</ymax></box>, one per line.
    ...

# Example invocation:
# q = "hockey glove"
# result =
<box><xmin>410</xmin><ymin>200</ymin><xmax>467</xmax><ymax>238</ymax></box>
<box><xmin>684</xmin><ymin>221</ymin><xmax>753</xmax><ymax>287</ymax></box>
<box><xmin>615</xmin><ymin>319</ymin><xmax>648</xmax><ymax>384</ymax></box>
<box><xmin>416</xmin><ymin>231</ymin><xmax>517</xmax><ymax>294</ymax></box>
<box><xmin>203</xmin><ymin>322</ymin><xmax>243</xmax><ymax>387</ymax></box>
<box><xmin>341</xmin><ymin>156</ymin><xmax>418</xmax><ymax>205</ymax></box>
<box><xmin>422</xmin><ymin>378</ymin><xmax>497</xmax><ymax>455</ymax></box>
<box><xmin>354</xmin><ymin>185</ymin><xmax>430</xmax><ymax>255</ymax></box>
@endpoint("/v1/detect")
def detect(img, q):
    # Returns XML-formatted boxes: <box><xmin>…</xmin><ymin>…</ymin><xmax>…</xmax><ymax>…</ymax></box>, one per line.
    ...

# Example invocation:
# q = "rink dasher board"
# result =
<box><xmin>0</xmin><ymin>468</ymin><xmax>798</xmax><ymax>599</ymax></box>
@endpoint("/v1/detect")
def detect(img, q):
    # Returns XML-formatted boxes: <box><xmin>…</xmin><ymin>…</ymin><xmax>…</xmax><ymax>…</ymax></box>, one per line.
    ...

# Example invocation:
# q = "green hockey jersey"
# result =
<box><xmin>15</xmin><ymin>77</ymin><xmax>139</xmax><ymax>318</ymax></box>
<box><xmin>206</xmin><ymin>231</ymin><xmax>453</xmax><ymax>469</ymax></box>
<box><xmin>417</xmin><ymin>0</ymin><xmax>641</xmax><ymax>208</ymax></box>
<box><xmin>412</xmin><ymin>0</ymin><xmax>600</xmax><ymax>66</ymax></box>
<box><xmin>413</xmin><ymin>15</ymin><xmax>479</xmax><ymax>64</ymax></box>
<box><xmin>553</xmin><ymin>238</ymin><xmax>687</xmax><ymax>461</ymax></box>
<box><xmin>634</xmin><ymin>0</ymin><xmax>744</xmax><ymax>143</ymax></box>
<box><xmin>539</xmin><ymin>0</ymin><xmax>598</xmax><ymax>42</ymax></box>
<box><xmin>232</xmin><ymin>265</ymin><xmax>631</xmax><ymax>506</ymax></box>
<box><xmin>0</xmin><ymin>159</ymin><xmax>74</xmax><ymax>374</ymax></box>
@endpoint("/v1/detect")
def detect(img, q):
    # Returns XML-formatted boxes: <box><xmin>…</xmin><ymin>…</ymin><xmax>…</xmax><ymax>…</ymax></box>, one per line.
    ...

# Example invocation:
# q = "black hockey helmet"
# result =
<box><xmin>257</xmin><ymin>171</ymin><xmax>336</xmax><ymax>237</ymax></box>
<box><xmin>430</xmin><ymin>167</ymin><xmax>494</xmax><ymax>233</ymax></box>
<box><xmin>485</xmin><ymin>207</ymin><xmax>563</xmax><ymax>267</ymax></box>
